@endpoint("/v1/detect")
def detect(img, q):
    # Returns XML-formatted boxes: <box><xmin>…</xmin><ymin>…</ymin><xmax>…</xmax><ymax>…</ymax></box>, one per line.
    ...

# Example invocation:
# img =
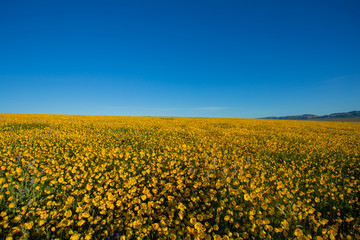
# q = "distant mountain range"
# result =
<box><xmin>261</xmin><ymin>111</ymin><xmax>360</xmax><ymax>121</ymax></box>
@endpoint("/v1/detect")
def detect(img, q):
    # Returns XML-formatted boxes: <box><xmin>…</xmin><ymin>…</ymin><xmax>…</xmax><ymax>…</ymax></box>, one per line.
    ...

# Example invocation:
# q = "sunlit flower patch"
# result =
<box><xmin>0</xmin><ymin>113</ymin><xmax>359</xmax><ymax>239</ymax></box>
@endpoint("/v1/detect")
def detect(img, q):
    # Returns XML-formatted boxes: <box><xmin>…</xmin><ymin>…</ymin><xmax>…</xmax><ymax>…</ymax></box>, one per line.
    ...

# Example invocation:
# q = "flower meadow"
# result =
<box><xmin>0</xmin><ymin>114</ymin><xmax>359</xmax><ymax>240</ymax></box>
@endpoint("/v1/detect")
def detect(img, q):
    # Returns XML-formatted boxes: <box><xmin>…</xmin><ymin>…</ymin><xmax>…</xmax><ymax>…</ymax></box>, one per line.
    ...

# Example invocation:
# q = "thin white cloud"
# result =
<box><xmin>103</xmin><ymin>105</ymin><xmax>129</xmax><ymax>109</ymax></box>
<box><xmin>103</xmin><ymin>106</ymin><xmax>179</xmax><ymax>111</ymax></box>
<box><xmin>104</xmin><ymin>106</ymin><xmax>232</xmax><ymax>111</ymax></box>
<box><xmin>199</xmin><ymin>107</ymin><xmax>231</xmax><ymax>110</ymax></box>
<box><xmin>321</xmin><ymin>76</ymin><xmax>350</xmax><ymax>87</ymax></box>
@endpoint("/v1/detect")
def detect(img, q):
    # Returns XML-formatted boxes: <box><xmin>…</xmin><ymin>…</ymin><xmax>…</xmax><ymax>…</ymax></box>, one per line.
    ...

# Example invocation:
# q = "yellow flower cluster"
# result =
<box><xmin>0</xmin><ymin>113</ymin><xmax>359</xmax><ymax>239</ymax></box>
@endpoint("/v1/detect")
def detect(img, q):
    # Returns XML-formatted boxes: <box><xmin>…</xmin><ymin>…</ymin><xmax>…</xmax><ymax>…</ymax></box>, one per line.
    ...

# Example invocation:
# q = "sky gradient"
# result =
<box><xmin>1</xmin><ymin>0</ymin><xmax>359</xmax><ymax>118</ymax></box>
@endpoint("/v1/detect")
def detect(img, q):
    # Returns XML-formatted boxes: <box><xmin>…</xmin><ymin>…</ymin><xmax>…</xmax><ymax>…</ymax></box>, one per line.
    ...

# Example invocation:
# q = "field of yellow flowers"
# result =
<box><xmin>0</xmin><ymin>113</ymin><xmax>359</xmax><ymax>240</ymax></box>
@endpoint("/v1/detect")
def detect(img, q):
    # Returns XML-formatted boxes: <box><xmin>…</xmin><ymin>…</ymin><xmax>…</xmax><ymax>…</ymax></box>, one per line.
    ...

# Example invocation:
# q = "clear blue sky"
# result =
<box><xmin>1</xmin><ymin>0</ymin><xmax>359</xmax><ymax>118</ymax></box>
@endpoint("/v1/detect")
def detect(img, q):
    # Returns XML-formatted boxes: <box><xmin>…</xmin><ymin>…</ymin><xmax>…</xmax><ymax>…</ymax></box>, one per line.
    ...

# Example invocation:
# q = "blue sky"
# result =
<box><xmin>1</xmin><ymin>0</ymin><xmax>359</xmax><ymax>118</ymax></box>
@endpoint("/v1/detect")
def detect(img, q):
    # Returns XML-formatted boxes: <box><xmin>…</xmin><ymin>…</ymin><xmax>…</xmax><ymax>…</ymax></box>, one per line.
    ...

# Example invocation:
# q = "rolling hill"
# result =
<box><xmin>262</xmin><ymin>111</ymin><xmax>360</xmax><ymax>121</ymax></box>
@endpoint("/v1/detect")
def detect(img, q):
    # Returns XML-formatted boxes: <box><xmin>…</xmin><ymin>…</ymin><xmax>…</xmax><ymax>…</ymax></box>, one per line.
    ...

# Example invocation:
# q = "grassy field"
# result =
<box><xmin>0</xmin><ymin>114</ymin><xmax>359</xmax><ymax>240</ymax></box>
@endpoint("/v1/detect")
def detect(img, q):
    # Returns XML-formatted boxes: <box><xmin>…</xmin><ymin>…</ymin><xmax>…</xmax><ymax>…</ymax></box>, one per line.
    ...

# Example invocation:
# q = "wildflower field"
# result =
<box><xmin>0</xmin><ymin>113</ymin><xmax>359</xmax><ymax>240</ymax></box>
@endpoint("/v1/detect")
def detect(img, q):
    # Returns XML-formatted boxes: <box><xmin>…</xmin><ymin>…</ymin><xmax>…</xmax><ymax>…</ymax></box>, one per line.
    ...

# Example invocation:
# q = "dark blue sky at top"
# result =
<box><xmin>0</xmin><ymin>0</ymin><xmax>359</xmax><ymax>118</ymax></box>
